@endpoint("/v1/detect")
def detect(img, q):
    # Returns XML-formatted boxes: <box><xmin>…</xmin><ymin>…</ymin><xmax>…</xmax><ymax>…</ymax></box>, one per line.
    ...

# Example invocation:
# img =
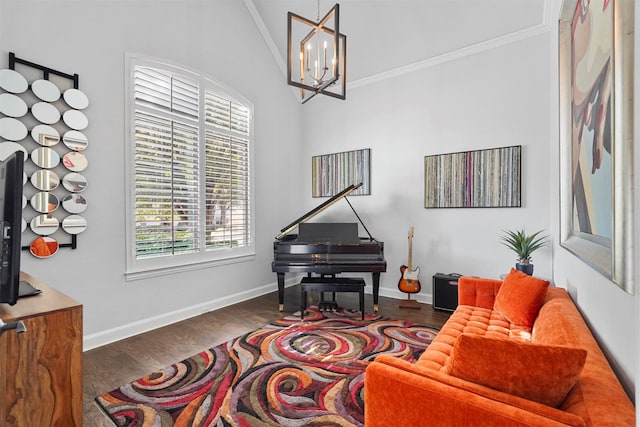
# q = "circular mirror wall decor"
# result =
<box><xmin>62</xmin><ymin>151</ymin><xmax>88</xmax><ymax>172</ymax></box>
<box><xmin>30</xmin><ymin>192</ymin><xmax>59</xmax><ymax>214</ymax></box>
<box><xmin>0</xmin><ymin>69</ymin><xmax>28</xmax><ymax>93</ymax></box>
<box><xmin>31</xmin><ymin>169</ymin><xmax>60</xmax><ymax>191</ymax></box>
<box><xmin>62</xmin><ymin>109</ymin><xmax>88</xmax><ymax>130</ymax></box>
<box><xmin>62</xmin><ymin>172</ymin><xmax>87</xmax><ymax>193</ymax></box>
<box><xmin>31</xmin><ymin>124</ymin><xmax>60</xmax><ymax>146</ymax></box>
<box><xmin>8</xmin><ymin>54</ymin><xmax>91</xmax><ymax>256</ymax></box>
<box><xmin>31</xmin><ymin>147</ymin><xmax>60</xmax><ymax>169</ymax></box>
<box><xmin>31</xmin><ymin>101</ymin><xmax>60</xmax><ymax>125</ymax></box>
<box><xmin>29</xmin><ymin>236</ymin><xmax>59</xmax><ymax>258</ymax></box>
<box><xmin>62</xmin><ymin>130</ymin><xmax>88</xmax><ymax>151</ymax></box>
<box><xmin>30</xmin><ymin>214</ymin><xmax>60</xmax><ymax>235</ymax></box>
<box><xmin>32</xmin><ymin>79</ymin><xmax>61</xmax><ymax>102</ymax></box>
<box><xmin>0</xmin><ymin>117</ymin><xmax>28</xmax><ymax>141</ymax></box>
<box><xmin>0</xmin><ymin>141</ymin><xmax>28</xmax><ymax>161</ymax></box>
<box><xmin>0</xmin><ymin>93</ymin><xmax>28</xmax><ymax>118</ymax></box>
<box><xmin>62</xmin><ymin>215</ymin><xmax>87</xmax><ymax>234</ymax></box>
<box><xmin>61</xmin><ymin>194</ymin><xmax>87</xmax><ymax>214</ymax></box>
<box><xmin>63</xmin><ymin>88</ymin><xmax>89</xmax><ymax>110</ymax></box>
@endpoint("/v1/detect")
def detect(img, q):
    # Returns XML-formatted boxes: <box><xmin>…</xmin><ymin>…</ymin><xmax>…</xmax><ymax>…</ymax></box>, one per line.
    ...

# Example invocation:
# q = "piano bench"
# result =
<box><xmin>300</xmin><ymin>277</ymin><xmax>366</xmax><ymax>320</ymax></box>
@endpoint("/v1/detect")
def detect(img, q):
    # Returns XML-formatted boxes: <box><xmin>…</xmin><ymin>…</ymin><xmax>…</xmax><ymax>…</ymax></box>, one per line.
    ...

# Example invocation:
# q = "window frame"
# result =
<box><xmin>124</xmin><ymin>54</ymin><xmax>255</xmax><ymax>281</ymax></box>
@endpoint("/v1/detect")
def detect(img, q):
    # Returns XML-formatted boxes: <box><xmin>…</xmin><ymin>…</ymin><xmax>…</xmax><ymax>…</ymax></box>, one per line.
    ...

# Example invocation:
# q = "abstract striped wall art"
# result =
<box><xmin>424</xmin><ymin>145</ymin><xmax>521</xmax><ymax>208</ymax></box>
<box><xmin>312</xmin><ymin>148</ymin><xmax>371</xmax><ymax>197</ymax></box>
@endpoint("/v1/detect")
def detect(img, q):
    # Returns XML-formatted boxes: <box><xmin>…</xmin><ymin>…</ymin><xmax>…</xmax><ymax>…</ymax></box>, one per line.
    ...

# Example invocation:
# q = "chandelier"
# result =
<box><xmin>287</xmin><ymin>2</ymin><xmax>346</xmax><ymax>104</ymax></box>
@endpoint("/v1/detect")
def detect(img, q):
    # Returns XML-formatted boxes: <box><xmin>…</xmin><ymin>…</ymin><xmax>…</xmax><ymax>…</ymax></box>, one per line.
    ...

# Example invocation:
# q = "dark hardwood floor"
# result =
<box><xmin>84</xmin><ymin>285</ymin><xmax>451</xmax><ymax>426</ymax></box>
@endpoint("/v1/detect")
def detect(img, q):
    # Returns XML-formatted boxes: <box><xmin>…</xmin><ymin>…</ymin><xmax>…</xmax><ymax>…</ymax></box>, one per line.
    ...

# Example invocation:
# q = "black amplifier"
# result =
<box><xmin>432</xmin><ymin>273</ymin><xmax>462</xmax><ymax>311</ymax></box>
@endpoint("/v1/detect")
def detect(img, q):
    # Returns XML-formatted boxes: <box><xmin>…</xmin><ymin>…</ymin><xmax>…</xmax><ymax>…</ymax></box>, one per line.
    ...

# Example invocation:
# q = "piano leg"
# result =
<box><xmin>372</xmin><ymin>272</ymin><xmax>380</xmax><ymax>312</ymax></box>
<box><xmin>277</xmin><ymin>272</ymin><xmax>285</xmax><ymax>311</ymax></box>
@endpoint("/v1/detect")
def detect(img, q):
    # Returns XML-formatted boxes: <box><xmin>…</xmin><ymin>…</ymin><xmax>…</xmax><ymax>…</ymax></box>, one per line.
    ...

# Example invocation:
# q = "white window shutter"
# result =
<box><xmin>131</xmin><ymin>62</ymin><xmax>252</xmax><ymax>268</ymax></box>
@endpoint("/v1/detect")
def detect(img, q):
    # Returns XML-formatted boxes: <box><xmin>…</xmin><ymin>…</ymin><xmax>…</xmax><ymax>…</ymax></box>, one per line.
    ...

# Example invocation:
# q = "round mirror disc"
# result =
<box><xmin>31</xmin><ymin>124</ymin><xmax>60</xmax><ymax>146</ymax></box>
<box><xmin>62</xmin><ymin>215</ymin><xmax>87</xmax><ymax>234</ymax></box>
<box><xmin>0</xmin><ymin>93</ymin><xmax>28</xmax><ymax>117</ymax></box>
<box><xmin>0</xmin><ymin>69</ymin><xmax>28</xmax><ymax>93</ymax></box>
<box><xmin>62</xmin><ymin>110</ymin><xmax>88</xmax><ymax>130</ymax></box>
<box><xmin>63</xmin><ymin>88</ymin><xmax>89</xmax><ymax>109</ymax></box>
<box><xmin>31</xmin><ymin>102</ymin><xmax>61</xmax><ymax>125</ymax></box>
<box><xmin>0</xmin><ymin>117</ymin><xmax>28</xmax><ymax>141</ymax></box>
<box><xmin>30</xmin><ymin>236</ymin><xmax>59</xmax><ymax>258</ymax></box>
<box><xmin>32</xmin><ymin>79</ymin><xmax>61</xmax><ymax>102</ymax></box>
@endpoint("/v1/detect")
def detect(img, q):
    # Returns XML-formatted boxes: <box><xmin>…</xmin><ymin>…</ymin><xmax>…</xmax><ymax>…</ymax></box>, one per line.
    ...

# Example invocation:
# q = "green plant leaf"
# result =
<box><xmin>499</xmin><ymin>228</ymin><xmax>549</xmax><ymax>262</ymax></box>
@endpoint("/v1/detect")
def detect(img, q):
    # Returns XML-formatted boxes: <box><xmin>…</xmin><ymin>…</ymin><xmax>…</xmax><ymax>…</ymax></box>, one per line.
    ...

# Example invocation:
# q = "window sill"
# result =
<box><xmin>125</xmin><ymin>252</ymin><xmax>256</xmax><ymax>282</ymax></box>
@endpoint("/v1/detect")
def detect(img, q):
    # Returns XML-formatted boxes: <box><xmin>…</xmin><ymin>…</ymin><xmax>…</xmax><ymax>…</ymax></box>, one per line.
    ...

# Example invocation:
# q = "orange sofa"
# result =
<box><xmin>365</xmin><ymin>274</ymin><xmax>635</xmax><ymax>426</ymax></box>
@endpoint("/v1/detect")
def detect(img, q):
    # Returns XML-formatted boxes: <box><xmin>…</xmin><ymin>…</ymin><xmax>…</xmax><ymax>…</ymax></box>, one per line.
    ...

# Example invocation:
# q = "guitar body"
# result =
<box><xmin>398</xmin><ymin>264</ymin><xmax>421</xmax><ymax>293</ymax></box>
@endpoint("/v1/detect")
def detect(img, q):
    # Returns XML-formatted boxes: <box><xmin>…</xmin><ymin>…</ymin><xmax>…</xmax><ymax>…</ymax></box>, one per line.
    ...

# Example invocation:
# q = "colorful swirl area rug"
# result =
<box><xmin>95</xmin><ymin>306</ymin><xmax>439</xmax><ymax>426</ymax></box>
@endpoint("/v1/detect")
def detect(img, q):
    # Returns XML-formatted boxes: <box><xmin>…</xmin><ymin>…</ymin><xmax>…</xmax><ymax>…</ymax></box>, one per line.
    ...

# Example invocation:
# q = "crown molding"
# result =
<box><xmin>244</xmin><ymin>0</ymin><xmax>554</xmax><ymax>95</ymax></box>
<box><xmin>350</xmin><ymin>23</ymin><xmax>550</xmax><ymax>89</ymax></box>
<box><xmin>243</xmin><ymin>0</ymin><xmax>286</xmax><ymax>76</ymax></box>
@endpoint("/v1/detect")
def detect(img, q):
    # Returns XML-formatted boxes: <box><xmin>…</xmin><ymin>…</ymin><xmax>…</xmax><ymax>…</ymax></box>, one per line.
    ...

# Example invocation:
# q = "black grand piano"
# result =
<box><xmin>272</xmin><ymin>183</ymin><xmax>387</xmax><ymax>312</ymax></box>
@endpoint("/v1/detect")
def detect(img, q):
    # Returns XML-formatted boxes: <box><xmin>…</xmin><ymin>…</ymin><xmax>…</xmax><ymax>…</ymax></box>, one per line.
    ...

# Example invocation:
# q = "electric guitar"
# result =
<box><xmin>398</xmin><ymin>226</ymin><xmax>421</xmax><ymax>294</ymax></box>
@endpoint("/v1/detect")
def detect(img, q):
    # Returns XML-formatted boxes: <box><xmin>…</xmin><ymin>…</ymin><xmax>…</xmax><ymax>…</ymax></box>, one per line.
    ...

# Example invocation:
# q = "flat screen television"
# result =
<box><xmin>0</xmin><ymin>150</ymin><xmax>25</xmax><ymax>305</ymax></box>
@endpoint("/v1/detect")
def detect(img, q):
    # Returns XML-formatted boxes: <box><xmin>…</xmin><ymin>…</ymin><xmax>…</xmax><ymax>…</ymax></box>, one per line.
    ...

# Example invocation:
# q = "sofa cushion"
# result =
<box><xmin>444</xmin><ymin>333</ymin><xmax>587</xmax><ymax>408</ymax></box>
<box><xmin>494</xmin><ymin>268</ymin><xmax>549</xmax><ymax>327</ymax></box>
<box><xmin>417</xmin><ymin>304</ymin><xmax>532</xmax><ymax>371</ymax></box>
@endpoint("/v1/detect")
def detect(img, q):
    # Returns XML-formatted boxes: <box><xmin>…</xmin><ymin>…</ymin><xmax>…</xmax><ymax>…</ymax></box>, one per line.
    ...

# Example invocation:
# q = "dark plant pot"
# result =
<box><xmin>516</xmin><ymin>263</ymin><xmax>534</xmax><ymax>275</ymax></box>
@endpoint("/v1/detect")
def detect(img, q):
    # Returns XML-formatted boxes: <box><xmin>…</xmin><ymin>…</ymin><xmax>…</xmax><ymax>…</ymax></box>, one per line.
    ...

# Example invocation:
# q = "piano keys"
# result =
<box><xmin>272</xmin><ymin>183</ymin><xmax>387</xmax><ymax>312</ymax></box>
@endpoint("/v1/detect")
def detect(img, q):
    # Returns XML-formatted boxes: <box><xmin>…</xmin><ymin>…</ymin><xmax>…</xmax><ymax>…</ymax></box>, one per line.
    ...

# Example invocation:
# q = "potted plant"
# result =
<box><xmin>500</xmin><ymin>228</ymin><xmax>549</xmax><ymax>275</ymax></box>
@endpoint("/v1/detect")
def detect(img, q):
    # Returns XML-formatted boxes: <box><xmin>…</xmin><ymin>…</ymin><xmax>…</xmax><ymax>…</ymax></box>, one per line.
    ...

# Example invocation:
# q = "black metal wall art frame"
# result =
<box><xmin>6</xmin><ymin>52</ymin><xmax>87</xmax><ymax>253</ymax></box>
<box><xmin>10</xmin><ymin>52</ymin><xmax>79</xmax><ymax>89</ymax></box>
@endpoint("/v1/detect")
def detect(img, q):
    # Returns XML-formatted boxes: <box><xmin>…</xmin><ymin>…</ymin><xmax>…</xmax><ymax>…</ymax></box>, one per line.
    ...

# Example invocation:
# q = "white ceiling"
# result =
<box><xmin>247</xmin><ymin>0</ymin><xmax>549</xmax><ymax>85</ymax></box>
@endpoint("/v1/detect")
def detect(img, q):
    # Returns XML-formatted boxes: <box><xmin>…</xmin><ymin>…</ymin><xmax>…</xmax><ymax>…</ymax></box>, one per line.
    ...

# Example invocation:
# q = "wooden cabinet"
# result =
<box><xmin>0</xmin><ymin>272</ymin><xmax>82</xmax><ymax>426</ymax></box>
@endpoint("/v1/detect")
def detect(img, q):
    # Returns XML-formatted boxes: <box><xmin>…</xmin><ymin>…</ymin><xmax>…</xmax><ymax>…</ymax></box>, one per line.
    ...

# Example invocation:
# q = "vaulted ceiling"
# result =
<box><xmin>247</xmin><ymin>0</ymin><xmax>550</xmax><ymax>85</ymax></box>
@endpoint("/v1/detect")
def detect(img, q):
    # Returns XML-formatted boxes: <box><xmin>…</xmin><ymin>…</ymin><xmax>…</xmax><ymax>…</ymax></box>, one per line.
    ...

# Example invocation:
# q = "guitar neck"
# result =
<box><xmin>407</xmin><ymin>231</ymin><xmax>413</xmax><ymax>270</ymax></box>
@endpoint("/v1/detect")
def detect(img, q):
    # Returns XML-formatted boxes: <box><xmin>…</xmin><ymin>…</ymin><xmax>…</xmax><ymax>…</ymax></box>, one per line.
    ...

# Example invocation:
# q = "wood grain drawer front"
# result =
<box><xmin>1</xmin><ymin>306</ymin><xmax>83</xmax><ymax>427</ymax></box>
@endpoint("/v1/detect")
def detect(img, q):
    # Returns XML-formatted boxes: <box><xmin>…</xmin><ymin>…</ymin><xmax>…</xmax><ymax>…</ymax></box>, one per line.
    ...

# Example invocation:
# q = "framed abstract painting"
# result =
<box><xmin>558</xmin><ymin>0</ymin><xmax>634</xmax><ymax>293</ymax></box>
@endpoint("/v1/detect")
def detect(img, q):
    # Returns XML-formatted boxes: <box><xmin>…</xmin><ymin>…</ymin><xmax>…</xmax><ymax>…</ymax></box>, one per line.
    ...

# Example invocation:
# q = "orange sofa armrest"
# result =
<box><xmin>457</xmin><ymin>276</ymin><xmax>502</xmax><ymax>309</ymax></box>
<box><xmin>365</xmin><ymin>356</ymin><xmax>586</xmax><ymax>427</ymax></box>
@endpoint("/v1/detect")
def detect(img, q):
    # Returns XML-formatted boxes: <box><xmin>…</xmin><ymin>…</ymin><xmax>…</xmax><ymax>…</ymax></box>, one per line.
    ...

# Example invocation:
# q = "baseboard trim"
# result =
<box><xmin>83</xmin><ymin>277</ymin><xmax>299</xmax><ymax>351</ymax></box>
<box><xmin>377</xmin><ymin>287</ymin><xmax>433</xmax><ymax>306</ymax></box>
<box><xmin>84</xmin><ymin>281</ymin><xmax>434</xmax><ymax>351</ymax></box>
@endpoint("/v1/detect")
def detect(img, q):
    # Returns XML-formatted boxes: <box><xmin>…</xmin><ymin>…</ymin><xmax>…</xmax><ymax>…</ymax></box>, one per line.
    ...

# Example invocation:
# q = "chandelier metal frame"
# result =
<box><xmin>287</xmin><ymin>3</ymin><xmax>346</xmax><ymax>103</ymax></box>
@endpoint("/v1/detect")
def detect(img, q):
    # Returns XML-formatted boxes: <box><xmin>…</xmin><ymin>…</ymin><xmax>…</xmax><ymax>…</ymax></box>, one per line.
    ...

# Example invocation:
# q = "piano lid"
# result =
<box><xmin>275</xmin><ymin>183</ymin><xmax>363</xmax><ymax>240</ymax></box>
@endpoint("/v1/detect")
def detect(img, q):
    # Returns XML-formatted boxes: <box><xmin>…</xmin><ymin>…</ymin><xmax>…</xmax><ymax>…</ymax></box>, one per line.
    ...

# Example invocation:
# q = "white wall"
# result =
<box><xmin>0</xmin><ymin>0</ymin><xmax>304</xmax><ymax>346</ymax></box>
<box><xmin>299</xmin><ymin>16</ymin><xmax>638</xmax><ymax>402</ymax></box>
<box><xmin>1</xmin><ymin>0</ymin><xmax>637</xmax><ymax>404</ymax></box>
<box><xmin>301</xmin><ymin>34</ymin><xmax>553</xmax><ymax>295</ymax></box>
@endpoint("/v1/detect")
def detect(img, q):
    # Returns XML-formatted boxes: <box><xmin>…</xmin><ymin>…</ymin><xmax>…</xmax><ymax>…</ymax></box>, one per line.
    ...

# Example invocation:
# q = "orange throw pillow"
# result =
<box><xmin>445</xmin><ymin>334</ymin><xmax>586</xmax><ymax>408</ymax></box>
<box><xmin>494</xmin><ymin>268</ymin><xmax>549</xmax><ymax>327</ymax></box>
